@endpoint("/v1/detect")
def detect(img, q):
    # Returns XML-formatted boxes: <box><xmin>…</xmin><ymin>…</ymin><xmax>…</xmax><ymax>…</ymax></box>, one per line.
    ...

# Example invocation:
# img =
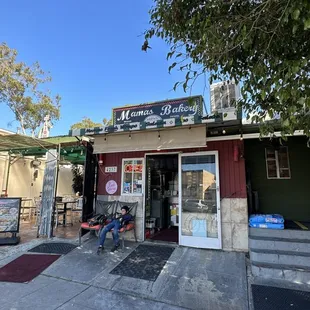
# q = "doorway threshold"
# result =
<box><xmin>143</xmin><ymin>239</ymin><xmax>179</xmax><ymax>247</ymax></box>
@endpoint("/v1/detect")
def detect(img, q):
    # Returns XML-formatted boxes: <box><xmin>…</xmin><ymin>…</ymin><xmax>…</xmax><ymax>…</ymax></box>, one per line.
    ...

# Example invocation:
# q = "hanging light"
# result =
<box><xmin>158</xmin><ymin>131</ymin><xmax>161</xmax><ymax>140</ymax></box>
<box><xmin>98</xmin><ymin>154</ymin><xmax>104</xmax><ymax>165</ymax></box>
<box><xmin>104</xmin><ymin>134</ymin><xmax>107</xmax><ymax>141</ymax></box>
<box><xmin>240</xmin><ymin>133</ymin><xmax>243</xmax><ymax>140</ymax></box>
<box><xmin>222</xmin><ymin>129</ymin><xmax>226</xmax><ymax>134</ymax></box>
<box><xmin>129</xmin><ymin>133</ymin><xmax>132</xmax><ymax>139</ymax></box>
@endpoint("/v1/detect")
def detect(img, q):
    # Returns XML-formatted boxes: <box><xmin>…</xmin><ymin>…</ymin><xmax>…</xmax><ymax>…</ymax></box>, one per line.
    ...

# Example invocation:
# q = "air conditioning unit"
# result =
<box><xmin>210</xmin><ymin>80</ymin><xmax>241</xmax><ymax>121</ymax></box>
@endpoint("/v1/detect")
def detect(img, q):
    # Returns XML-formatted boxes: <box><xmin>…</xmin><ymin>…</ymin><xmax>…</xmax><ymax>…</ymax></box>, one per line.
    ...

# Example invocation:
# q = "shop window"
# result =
<box><xmin>121</xmin><ymin>158</ymin><xmax>144</xmax><ymax>195</ymax></box>
<box><xmin>265</xmin><ymin>147</ymin><xmax>291</xmax><ymax>179</ymax></box>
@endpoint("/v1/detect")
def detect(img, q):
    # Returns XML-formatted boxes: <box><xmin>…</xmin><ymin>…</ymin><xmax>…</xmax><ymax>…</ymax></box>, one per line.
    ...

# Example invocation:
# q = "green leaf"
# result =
<box><xmin>282</xmin><ymin>119</ymin><xmax>290</xmax><ymax>127</ymax></box>
<box><xmin>241</xmin><ymin>25</ymin><xmax>247</xmax><ymax>37</ymax></box>
<box><xmin>166</xmin><ymin>51</ymin><xmax>175</xmax><ymax>60</ymax></box>
<box><xmin>304</xmin><ymin>19</ymin><xmax>310</xmax><ymax>30</ymax></box>
<box><xmin>183</xmin><ymin>81</ymin><xmax>188</xmax><ymax>93</ymax></box>
<box><xmin>173</xmin><ymin>82</ymin><xmax>179</xmax><ymax>91</ymax></box>
<box><xmin>298</xmin><ymin>97</ymin><xmax>305</xmax><ymax>105</ymax></box>
<box><xmin>292</xmin><ymin>9</ymin><xmax>300</xmax><ymax>20</ymax></box>
<box><xmin>168</xmin><ymin>62</ymin><xmax>177</xmax><ymax>73</ymax></box>
<box><xmin>188</xmin><ymin>98</ymin><xmax>194</xmax><ymax>106</ymax></box>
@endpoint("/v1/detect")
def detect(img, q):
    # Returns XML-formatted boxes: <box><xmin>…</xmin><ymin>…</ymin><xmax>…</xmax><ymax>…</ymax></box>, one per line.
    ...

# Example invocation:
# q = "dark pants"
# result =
<box><xmin>98</xmin><ymin>219</ymin><xmax>120</xmax><ymax>246</ymax></box>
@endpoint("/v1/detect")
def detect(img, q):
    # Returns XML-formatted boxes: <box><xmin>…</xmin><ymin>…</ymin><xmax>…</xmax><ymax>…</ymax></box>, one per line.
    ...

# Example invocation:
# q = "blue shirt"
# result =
<box><xmin>117</xmin><ymin>213</ymin><xmax>133</xmax><ymax>227</ymax></box>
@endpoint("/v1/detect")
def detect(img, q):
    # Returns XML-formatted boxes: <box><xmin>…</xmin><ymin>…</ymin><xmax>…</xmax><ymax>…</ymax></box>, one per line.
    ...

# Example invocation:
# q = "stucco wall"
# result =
<box><xmin>221</xmin><ymin>198</ymin><xmax>248</xmax><ymax>251</ymax></box>
<box><xmin>0</xmin><ymin>154</ymin><xmax>74</xmax><ymax>199</ymax></box>
<box><xmin>58</xmin><ymin>166</ymin><xmax>76</xmax><ymax>196</ymax></box>
<box><xmin>0</xmin><ymin>152</ymin><xmax>8</xmax><ymax>196</ymax></box>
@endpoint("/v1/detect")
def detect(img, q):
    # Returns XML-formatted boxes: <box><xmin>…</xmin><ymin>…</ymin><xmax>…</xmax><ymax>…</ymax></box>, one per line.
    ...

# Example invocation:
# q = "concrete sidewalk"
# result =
<box><xmin>0</xmin><ymin>237</ymin><xmax>248</xmax><ymax>310</ymax></box>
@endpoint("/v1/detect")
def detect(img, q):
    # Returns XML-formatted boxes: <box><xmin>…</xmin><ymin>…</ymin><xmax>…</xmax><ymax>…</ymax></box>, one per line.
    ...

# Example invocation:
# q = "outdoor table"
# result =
<box><xmin>56</xmin><ymin>200</ymin><xmax>77</xmax><ymax>226</ymax></box>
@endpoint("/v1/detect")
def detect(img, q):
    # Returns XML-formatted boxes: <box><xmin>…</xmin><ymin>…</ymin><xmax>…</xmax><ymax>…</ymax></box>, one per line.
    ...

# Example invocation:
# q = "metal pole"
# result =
<box><xmin>4</xmin><ymin>154</ymin><xmax>11</xmax><ymax>197</ymax></box>
<box><xmin>50</xmin><ymin>144</ymin><xmax>61</xmax><ymax>238</ymax></box>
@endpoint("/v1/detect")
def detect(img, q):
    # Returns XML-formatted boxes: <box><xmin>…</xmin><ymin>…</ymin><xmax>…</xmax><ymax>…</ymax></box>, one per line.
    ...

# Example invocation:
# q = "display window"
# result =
<box><xmin>121</xmin><ymin>158</ymin><xmax>144</xmax><ymax>195</ymax></box>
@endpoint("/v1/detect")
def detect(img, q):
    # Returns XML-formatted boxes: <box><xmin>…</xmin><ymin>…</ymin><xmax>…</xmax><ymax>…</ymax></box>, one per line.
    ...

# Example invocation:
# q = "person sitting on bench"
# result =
<box><xmin>97</xmin><ymin>205</ymin><xmax>133</xmax><ymax>254</ymax></box>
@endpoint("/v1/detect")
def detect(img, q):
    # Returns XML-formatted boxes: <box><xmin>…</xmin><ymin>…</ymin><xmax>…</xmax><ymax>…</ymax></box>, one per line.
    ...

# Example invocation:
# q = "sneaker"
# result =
<box><xmin>97</xmin><ymin>246</ymin><xmax>104</xmax><ymax>255</ymax></box>
<box><xmin>110</xmin><ymin>244</ymin><xmax>120</xmax><ymax>252</ymax></box>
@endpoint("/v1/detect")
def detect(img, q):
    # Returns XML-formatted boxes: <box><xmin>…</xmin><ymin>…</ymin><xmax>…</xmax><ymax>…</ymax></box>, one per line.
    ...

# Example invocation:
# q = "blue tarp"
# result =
<box><xmin>249</xmin><ymin>214</ymin><xmax>284</xmax><ymax>224</ymax></box>
<box><xmin>249</xmin><ymin>222</ymin><xmax>284</xmax><ymax>229</ymax></box>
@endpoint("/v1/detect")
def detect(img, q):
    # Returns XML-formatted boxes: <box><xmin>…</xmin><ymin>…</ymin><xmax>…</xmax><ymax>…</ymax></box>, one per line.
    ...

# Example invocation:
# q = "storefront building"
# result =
<box><xmin>70</xmin><ymin>95</ymin><xmax>248</xmax><ymax>252</ymax></box>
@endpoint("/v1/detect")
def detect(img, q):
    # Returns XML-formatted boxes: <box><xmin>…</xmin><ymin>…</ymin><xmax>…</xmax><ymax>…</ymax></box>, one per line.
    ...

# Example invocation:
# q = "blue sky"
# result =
<box><xmin>0</xmin><ymin>0</ymin><xmax>210</xmax><ymax>136</ymax></box>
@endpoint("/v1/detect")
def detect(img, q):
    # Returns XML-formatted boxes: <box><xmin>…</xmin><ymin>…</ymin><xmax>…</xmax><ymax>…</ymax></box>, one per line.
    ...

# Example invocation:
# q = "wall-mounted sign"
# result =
<box><xmin>113</xmin><ymin>96</ymin><xmax>203</xmax><ymax>125</ymax></box>
<box><xmin>105</xmin><ymin>166</ymin><xmax>117</xmax><ymax>173</ymax></box>
<box><xmin>106</xmin><ymin>180</ymin><xmax>118</xmax><ymax>195</ymax></box>
<box><xmin>0</xmin><ymin>198</ymin><xmax>21</xmax><ymax>233</ymax></box>
<box><xmin>124</xmin><ymin>164</ymin><xmax>143</xmax><ymax>173</ymax></box>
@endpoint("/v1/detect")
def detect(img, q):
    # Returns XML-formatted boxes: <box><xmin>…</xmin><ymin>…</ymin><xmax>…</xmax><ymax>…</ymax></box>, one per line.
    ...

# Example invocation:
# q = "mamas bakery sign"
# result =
<box><xmin>112</xmin><ymin>96</ymin><xmax>204</xmax><ymax>125</ymax></box>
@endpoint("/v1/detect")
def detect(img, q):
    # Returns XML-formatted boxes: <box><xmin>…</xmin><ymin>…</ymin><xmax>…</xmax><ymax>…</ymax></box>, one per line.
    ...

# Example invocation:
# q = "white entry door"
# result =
<box><xmin>179</xmin><ymin>152</ymin><xmax>222</xmax><ymax>249</ymax></box>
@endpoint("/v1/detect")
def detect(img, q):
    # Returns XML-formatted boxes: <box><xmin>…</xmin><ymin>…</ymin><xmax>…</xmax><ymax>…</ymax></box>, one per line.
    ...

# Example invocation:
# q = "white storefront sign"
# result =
<box><xmin>105</xmin><ymin>166</ymin><xmax>117</xmax><ymax>173</ymax></box>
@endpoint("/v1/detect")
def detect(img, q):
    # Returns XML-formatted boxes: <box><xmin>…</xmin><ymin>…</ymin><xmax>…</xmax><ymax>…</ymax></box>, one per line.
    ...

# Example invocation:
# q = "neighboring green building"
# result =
<box><xmin>245</xmin><ymin>136</ymin><xmax>310</xmax><ymax>221</ymax></box>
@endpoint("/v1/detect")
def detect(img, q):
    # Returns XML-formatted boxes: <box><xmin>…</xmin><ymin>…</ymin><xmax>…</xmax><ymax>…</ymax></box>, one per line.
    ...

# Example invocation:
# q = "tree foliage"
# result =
<box><xmin>102</xmin><ymin>117</ymin><xmax>112</xmax><ymax>126</ymax></box>
<box><xmin>71</xmin><ymin>164</ymin><xmax>83</xmax><ymax>194</ymax></box>
<box><xmin>144</xmin><ymin>0</ymin><xmax>310</xmax><ymax>138</ymax></box>
<box><xmin>70</xmin><ymin>117</ymin><xmax>112</xmax><ymax>130</ymax></box>
<box><xmin>0</xmin><ymin>43</ymin><xmax>61</xmax><ymax>136</ymax></box>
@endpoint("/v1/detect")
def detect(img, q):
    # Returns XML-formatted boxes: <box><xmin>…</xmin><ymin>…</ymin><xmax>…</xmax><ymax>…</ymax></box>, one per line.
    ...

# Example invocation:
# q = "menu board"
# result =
<box><xmin>38</xmin><ymin>149</ymin><xmax>57</xmax><ymax>237</ymax></box>
<box><xmin>0</xmin><ymin>198</ymin><xmax>21</xmax><ymax>233</ymax></box>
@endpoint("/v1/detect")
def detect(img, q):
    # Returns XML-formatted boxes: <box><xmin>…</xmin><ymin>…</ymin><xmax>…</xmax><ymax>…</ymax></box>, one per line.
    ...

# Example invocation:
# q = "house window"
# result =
<box><xmin>121</xmin><ymin>158</ymin><xmax>144</xmax><ymax>195</ymax></box>
<box><xmin>265</xmin><ymin>147</ymin><xmax>291</xmax><ymax>179</ymax></box>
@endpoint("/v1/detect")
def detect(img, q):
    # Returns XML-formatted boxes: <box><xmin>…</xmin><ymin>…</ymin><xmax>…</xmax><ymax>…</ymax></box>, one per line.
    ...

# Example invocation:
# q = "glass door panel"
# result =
<box><xmin>179</xmin><ymin>152</ymin><xmax>221</xmax><ymax>249</ymax></box>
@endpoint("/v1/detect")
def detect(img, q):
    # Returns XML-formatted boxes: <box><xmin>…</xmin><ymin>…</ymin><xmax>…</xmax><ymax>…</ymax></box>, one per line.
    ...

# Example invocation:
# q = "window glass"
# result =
<box><xmin>278</xmin><ymin>148</ymin><xmax>289</xmax><ymax>169</ymax></box>
<box><xmin>265</xmin><ymin>147</ymin><xmax>290</xmax><ymax>179</ymax></box>
<box><xmin>122</xmin><ymin>159</ymin><xmax>143</xmax><ymax>194</ymax></box>
<box><xmin>280</xmin><ymin>168</ymin><xmax>290</xmax><ymax>178</ymax></box>
<box><xmin>267</xmin><ymin>161</ymin><xmax>277</xmax><ymax>178</ymax></box>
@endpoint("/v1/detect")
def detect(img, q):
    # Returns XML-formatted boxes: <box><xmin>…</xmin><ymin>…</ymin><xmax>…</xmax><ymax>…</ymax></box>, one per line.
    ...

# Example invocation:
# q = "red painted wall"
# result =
<box><xmin>97</xmin><ymin>140</ymin><xmax>246</xmax><ymax>198</ymax></box>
